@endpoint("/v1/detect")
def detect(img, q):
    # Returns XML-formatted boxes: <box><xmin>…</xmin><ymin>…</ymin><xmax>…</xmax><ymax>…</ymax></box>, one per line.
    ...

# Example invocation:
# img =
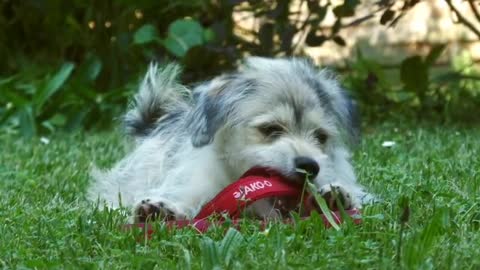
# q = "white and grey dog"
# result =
<box><xmin>88</xmin><ymin>57</ymin><xmax>371</xmax><ymax>222</ymax></box>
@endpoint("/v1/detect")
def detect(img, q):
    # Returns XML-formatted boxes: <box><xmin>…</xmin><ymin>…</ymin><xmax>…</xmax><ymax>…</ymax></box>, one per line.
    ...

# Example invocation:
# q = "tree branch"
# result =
<box><xmin>292</xmin><ymin>10</ymin><xmax>312</xmax><ymax>54</ymax></box>
<box><xmin>468</xmin><ymin>0</ymin><xmax>480</xmax><ymax>22</ymax></box>
<box><xmin>343</xmin><ymin>13</ymin><xmax>376</xmax><ymax>28</ymax></box>
<box><xmin>445</xmin><ymin>0</ymin><xmax>480</xmax><ymax>39</ymax></box>
<box><xmin>343</xmin><ymin>6</ymin><xmax>388</xmax><ymax>28</ymax></box>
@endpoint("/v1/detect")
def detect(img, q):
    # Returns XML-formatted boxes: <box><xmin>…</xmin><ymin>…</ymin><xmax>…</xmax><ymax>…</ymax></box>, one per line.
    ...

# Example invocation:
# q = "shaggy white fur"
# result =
<box><xmin>88</xmin><ymin>57</ymin><xmax>372</xmax><ymax>221</ymax></box>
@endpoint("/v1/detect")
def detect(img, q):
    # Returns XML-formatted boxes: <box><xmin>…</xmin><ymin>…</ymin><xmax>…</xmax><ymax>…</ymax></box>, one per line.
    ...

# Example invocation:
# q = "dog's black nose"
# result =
<box><xmin>294</xmin><ymin>156</ymin><xmax>319</xmax><ymax>179</ymax></box>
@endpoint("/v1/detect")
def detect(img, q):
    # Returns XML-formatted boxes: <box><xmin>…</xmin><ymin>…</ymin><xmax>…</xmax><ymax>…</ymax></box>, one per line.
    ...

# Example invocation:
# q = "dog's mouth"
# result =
<box><xmin>261</xmin><ymin>166</ymin><xmax>315</xmax><ymax>185</ymax></box>
<box><xmin>256</xmin><ymin>167</ymin><xmax>325</xmax><ymax>218</ymax></box>
<box><xmin>287</xmin><ymin>168</ymin><xmax>316</xmax><ymax>184</ymax></box>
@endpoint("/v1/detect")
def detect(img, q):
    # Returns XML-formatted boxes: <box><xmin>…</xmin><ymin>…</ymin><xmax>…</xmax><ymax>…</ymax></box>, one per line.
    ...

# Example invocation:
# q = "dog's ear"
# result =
<box><xmin>320</xmin><ymin>82</ymin><xmax>361</xmax><ymax>146</ymax></box>
<box><xmin>299</xmin><ymin>62</ymin><xmax>361</xmax><ymax>145</ymax></box>
<box><xmin>315</xmin><ymin>80</ymin><xmax>361</xmax><ymax>146</ymax></box>
<box><xmin>188</xmin><ymin>76</ymin><xmax>255</xmax><ymax>147</ymax></box>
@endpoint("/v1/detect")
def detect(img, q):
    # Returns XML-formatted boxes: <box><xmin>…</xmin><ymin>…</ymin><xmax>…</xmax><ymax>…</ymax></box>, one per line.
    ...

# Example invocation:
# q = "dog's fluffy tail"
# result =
<box><xmin>124</xmin><ymin>63</ymin><xmax>189</xmax><ymax>137</ymax></box>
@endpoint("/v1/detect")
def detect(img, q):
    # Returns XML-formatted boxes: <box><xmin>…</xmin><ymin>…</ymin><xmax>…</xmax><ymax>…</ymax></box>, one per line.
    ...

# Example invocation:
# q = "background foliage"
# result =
<box><xmin>1</xmin><ymin>0</ymin><xmax>479</xmax><ymax>137</ymax></box>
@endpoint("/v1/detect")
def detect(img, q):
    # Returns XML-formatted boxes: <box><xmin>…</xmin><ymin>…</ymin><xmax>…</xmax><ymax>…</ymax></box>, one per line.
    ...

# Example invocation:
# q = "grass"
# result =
<box><xmin>1</xmin><ymin>122</ymin><xmax>479</xmax><ymax>269</ymax></box>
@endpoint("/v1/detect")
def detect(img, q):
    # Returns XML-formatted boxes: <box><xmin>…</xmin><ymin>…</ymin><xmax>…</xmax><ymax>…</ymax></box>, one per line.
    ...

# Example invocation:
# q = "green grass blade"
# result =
<box><xmin>160</xmin><ymin>241</ymin><xmax>192</xmax><ymax>270</ymax></box>
<box><xmin>18</xmin><ymin>106</ymin><xmax>36</xmax><ymax>138</ymax></box>
<box><xmin>200</xmin><ymin>237</ymin><xmax>220</xmax><ymax>269</ymax></box>
<box><xmin>219</xmin><ymin>228</ymin><xmax>244</xmax><ymax>266</ymax></box>
<box><xmin>306</xmin><ymin>181</ymin><xmax>341</xmax><ymax>231</ymax></box>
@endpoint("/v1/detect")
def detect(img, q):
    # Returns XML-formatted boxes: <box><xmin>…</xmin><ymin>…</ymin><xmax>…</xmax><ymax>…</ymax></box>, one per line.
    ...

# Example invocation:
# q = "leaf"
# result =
<box><xmin>332</xmin><ymin>35</ymin><xmax>347</xmax><ymax>46</ymax></box>
<box><xmin>305</xmin><ymin>31</ymin><xmax>327</xmax><ymax>47</ymax></box>
<box><xmin>65</xmin><ymin>108</ymin><xmax>90</xmax><ymax>131</ymax></box>
<box><xmin>306</xmin><ymin>181</ymin><xmax>341</xmax><ymax>230</ymax></box>
<box><xmin>386</xmin><ymin>90</ymin><xmax>416</xmax><ymax>103</ymax></box>
<box><xmin>345</xmin><ymin>0</ymin><xmax>360</xmax><ymax>8</ymax></box>
<box><xmin>162</xmin><ymin>39</ymin><xmax>184</xmax><ymax>59</ymax></box>
<box><xmin>200</xmin><ymin>237</ymin><xmax>220</xmax><ymax>269</ymax></box>
<box><xmin>0</xmin><ymin>89</ymin><xmax>29</xmax><ymax>107</ymax></box>
<box><xmin>380</xmin><ymin>9</ymin><xmax>395</xmax><ymax>25</ymax></box>
<box><xmin>35</xmin><ymin>62</ymin><xmax>75</xmax><ymax>113</ymax></box>
<box><xmin>163</xmin><ymin>19</ymin><xmax>205</xmax><ymax>58</ymax></box>
<box><xmin>425</xmin><ymin>44</ymin><xmax>446</xmax><ymax>66</ymax></box>
<box><xmin>389</xmin><ymin>13</ymin><xmax>405</xmax><ymax>27</ymax></box>
<box><xmin>160</xmin><ymin>241</ymin><xmax>192</xmax><ymax>270</ymax></box>
<box><xmin>400</xmin><ymin>56</ymin><xmax>428</xmax><ymax>94</ymax></box>
<box><xmin>0</xmin><ymin>75</ymin><xmax>18</xmax><ymax>86</ymax></box>
<box><xmin>280</xmin><ymin>24</ymin><xmax>296</xmax><ymax>52</ymax></box>
<box><xmin>317</xmin><ymin>6</ymin><xmax>328</xmax><ymax>22</ymax></box>
<box><xmin>307</xmin><ymin>0</ymin><xmax>320</xmax><ymax>12</ymax></box>
<box><xmin>81</xmin><ymin>54</ymin><xmax>103</xmax><ymax>81</ymax></box>
<box><xmin>219</xmin><ymin>228</ymin><xmax>244</xmax><ymax>266</ymax></box>
<box><xmin>48</xmin><ymin>113</ymin><xmax>67</xmax><ymax>126</ymax></box>
<box><xmin>431</xmin><ymin>71</ymin><xmax>462</xmax><ymax>83</ymax></box>
<box><xmin>133</xmin><ymin>24</ymin><xmax>160</xmax><ymax>45</ymax></box>
<box><xmin>41</xmin><ymin>120</ymin><xmax>56</xmax><ymax>133</ymax></box>
<box><xmin>203</xmin><ymin>28</ymin><xmax>216</xmax><ymax>42</ymax></box>
<box><xmin>259</xmin><ymin>22</ymin><xmax>274</xmax><ymax>51</ymax></box>
<box><xmin>18</xmin><ymin>106</ymin><xmax>36</xmax><ymax>138</ymax></box>
<box><xmin>333</xmin><ymin>5</ymin><xmax>355</xmax><ymax>18</ymax></box>
<box><xmin>182</xmin><ymin>46</ymin><xmax>218</xmax><ymax>70</ymax></box>
<box><xmin>331</xmin><ymin>19</ymin><xmax>342</xmax><ymax>35</ymax></box>
<box><xmin>398</xmin><ymin>196</ymin><xmax>410</xmax><ymax>224</ymax></box>
<box><xmin>407</xmin><ymin>0</ymin><xmax>421</xmax><ymax>8</ymax></box>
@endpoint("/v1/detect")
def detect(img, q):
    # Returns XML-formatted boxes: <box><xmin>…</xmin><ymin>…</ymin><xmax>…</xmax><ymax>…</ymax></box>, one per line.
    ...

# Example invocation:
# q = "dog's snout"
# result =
<box><xmin>294</xmin><ymin>156</ymin><xmax>319</xmax><ymax>178</ymax></box>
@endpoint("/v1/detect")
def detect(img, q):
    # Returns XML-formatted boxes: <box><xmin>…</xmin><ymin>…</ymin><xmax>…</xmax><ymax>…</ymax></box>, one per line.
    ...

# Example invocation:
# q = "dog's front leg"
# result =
<box><xmin>134</xmin><ymin>197</ymin><xmax>188</xmax><ymax>223</ymax></box>
<box><xmin>134</xmin><ymin>165</ymin><xmax>230</xmax><ymax>222</ymax></box>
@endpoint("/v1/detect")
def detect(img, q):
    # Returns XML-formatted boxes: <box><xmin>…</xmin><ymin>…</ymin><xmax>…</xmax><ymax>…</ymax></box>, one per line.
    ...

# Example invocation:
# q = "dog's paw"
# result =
<box><xmin>318</xmin><ymin>183</ymin><xmax>356</xmax><ymax>211</ymax></box>
<box><xmin>134</xmin><ymin>199</ymin><xmax>185</xmax><ymax>223</ymax></box>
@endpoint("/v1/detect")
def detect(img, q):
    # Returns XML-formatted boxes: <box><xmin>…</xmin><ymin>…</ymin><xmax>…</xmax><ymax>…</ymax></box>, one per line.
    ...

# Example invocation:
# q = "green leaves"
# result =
<box><xmin>380</xmin><ymin>9</ymin><xmax>395</xmax><ymax>25</ymax></box>
<box><xmin>344</xmin><ymin>44</ymin><xmax>469</xmax><ymax>121</ymax></box>
<box><xmin>0</xmin><ymin>63</ymin><xmax>75</xmax><ymax>138</ymax></box>
<box><xmin>306</xmin><ymin>181</ymin><xmax>341</xmax><ymax>231</ymax></box>
<box><xmin>0</xmin><ymin>60</ymin><xmax>128</xmax><ymax>138</ymax></box>
<box><xmin>133</xmin><ymin>24</ymin><xmax>160</xmax><ymax>45</ymax></box>
<box><xmin>305</xmin><ymin>31</ymin><xmax>327</xmax><ymax>47</ymax></box>
<box><xmin>35</xmin><ymin>62</ymin><xmax>75</xmax><ymax>114</ymax></box>
<box><xmin>163</xmin><ymin>19</ymin><xmax>211</xmax><ymax>58</ymax></box>
<box><xmin>333</xmin><ymin>0</ymin><xmax>359</xmax><ymax>17</ymax></box>
<box><xmin>201</xmin><ymin>228</ymin><xmax>245</xmax><ymax>269</ymax></box>
<box><xmin>78</xmin><ymin>54</ymin><xmax>103</xmax><ymax>82</ymax></box>
<box><xmin>134</xmin><ymin>19</ymin><xmax>214</xmax><ymax>59</ymax></box>
<box><xmin>400</xmin><ymin>45</ymin><xmax>446</xmax><ymax>97</ymax></box>
<box><xmin>18</xmin><ymin>106</ymin><xmax>36</xmax><ymax>138</ymax></box>
<box><xmin>400</xmin><ymin>55</ymin><xmax>428</xmax><ymax>94</ymax></box>
<box><xmin>425</xmin><ymin>44</ymin><xmax>447</xmax><ymax>66</ymax></box>
<box><xmin>332</xmin><ymin>35</ymin><xmax>347</xmax><ymax>46</ymax></box>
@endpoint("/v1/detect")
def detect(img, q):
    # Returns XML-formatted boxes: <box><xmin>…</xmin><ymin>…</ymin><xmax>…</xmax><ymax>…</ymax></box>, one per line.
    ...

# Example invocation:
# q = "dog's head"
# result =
<box><xmin>188</xmin><ymin>57</ymin><xmax>360</xmax><ymax>182</ymax></box>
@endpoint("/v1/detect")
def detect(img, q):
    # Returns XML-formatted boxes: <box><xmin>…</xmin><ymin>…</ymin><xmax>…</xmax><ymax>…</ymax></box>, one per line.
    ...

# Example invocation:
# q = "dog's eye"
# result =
<box><xmin>258</xmin><ymin>124</ymin><xmax>285</xmax><ymax>138</ymax></box>
<box><xmin>314</xmin><ymin>129</ymin><xmax>328</xmax><ymax>144</ymax></box>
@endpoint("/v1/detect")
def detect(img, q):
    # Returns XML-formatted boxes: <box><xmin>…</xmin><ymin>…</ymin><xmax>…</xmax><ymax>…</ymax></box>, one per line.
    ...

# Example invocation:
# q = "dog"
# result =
<box><xmin>87</xmin><ymin>57</ymin><xmax>372</xmax><ymax>222</ymax></box>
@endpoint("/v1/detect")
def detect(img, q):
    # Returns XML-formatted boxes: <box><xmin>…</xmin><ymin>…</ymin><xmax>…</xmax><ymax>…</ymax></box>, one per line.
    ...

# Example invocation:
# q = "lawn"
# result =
<box><xmin>1</xmin><ymin>122</ymin><xmax>479</xmax><ymax>269</ymax></box>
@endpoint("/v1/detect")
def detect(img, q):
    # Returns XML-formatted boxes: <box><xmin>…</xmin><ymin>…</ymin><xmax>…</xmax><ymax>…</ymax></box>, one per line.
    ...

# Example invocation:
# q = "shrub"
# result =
<box><xmin>1</xmin><ymin>0</ymin><xmax>479</xmax><ymax>137</ymax></box>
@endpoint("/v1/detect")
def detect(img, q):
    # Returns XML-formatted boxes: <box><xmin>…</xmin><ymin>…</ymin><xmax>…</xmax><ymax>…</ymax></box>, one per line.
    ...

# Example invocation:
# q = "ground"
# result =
<box><xmin>1</xmin><ymin>122</ymin><xmax>479</xmax><ymax>269</ymax></box>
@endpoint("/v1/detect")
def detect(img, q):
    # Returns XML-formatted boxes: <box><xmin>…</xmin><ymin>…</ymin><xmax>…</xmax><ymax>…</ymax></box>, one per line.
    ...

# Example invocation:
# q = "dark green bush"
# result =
<box><xmin>1</xmin><ymin>0</ymin><xmax>479</xmax><ymax>137</ymax></box>
<box><xmin>344</xmin><ymin>47</ymin><xmax>480</xmax><ymax>122</ymax></box>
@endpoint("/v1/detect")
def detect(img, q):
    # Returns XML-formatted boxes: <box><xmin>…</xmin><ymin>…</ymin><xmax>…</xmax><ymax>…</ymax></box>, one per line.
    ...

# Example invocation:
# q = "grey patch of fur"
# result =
<box><xmin>123</xmin><ymin>63</ymin><xmax>190</xmax><ymax>137</ymax></box>
<box><xmin>188</xmin><ymin>76</ymin><xmax>257</xmax><ymax>147</ymax></box>
<box><xmin>284</xmin><ymin>58</ymin><xmax>361</xmax><ymax>145</ymax></box>
<box><xmin>243</xmin><ymin>57</ymin><xmax>361</xmax><ymax>143</ymax></box>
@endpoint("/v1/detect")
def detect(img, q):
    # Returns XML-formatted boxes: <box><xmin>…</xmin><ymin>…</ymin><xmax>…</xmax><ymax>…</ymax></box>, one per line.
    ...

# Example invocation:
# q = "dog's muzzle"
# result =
<box><xmin>294</xmin><ymin>156</ymin><xmax>319</xmax><ymax>179</ymax></box>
